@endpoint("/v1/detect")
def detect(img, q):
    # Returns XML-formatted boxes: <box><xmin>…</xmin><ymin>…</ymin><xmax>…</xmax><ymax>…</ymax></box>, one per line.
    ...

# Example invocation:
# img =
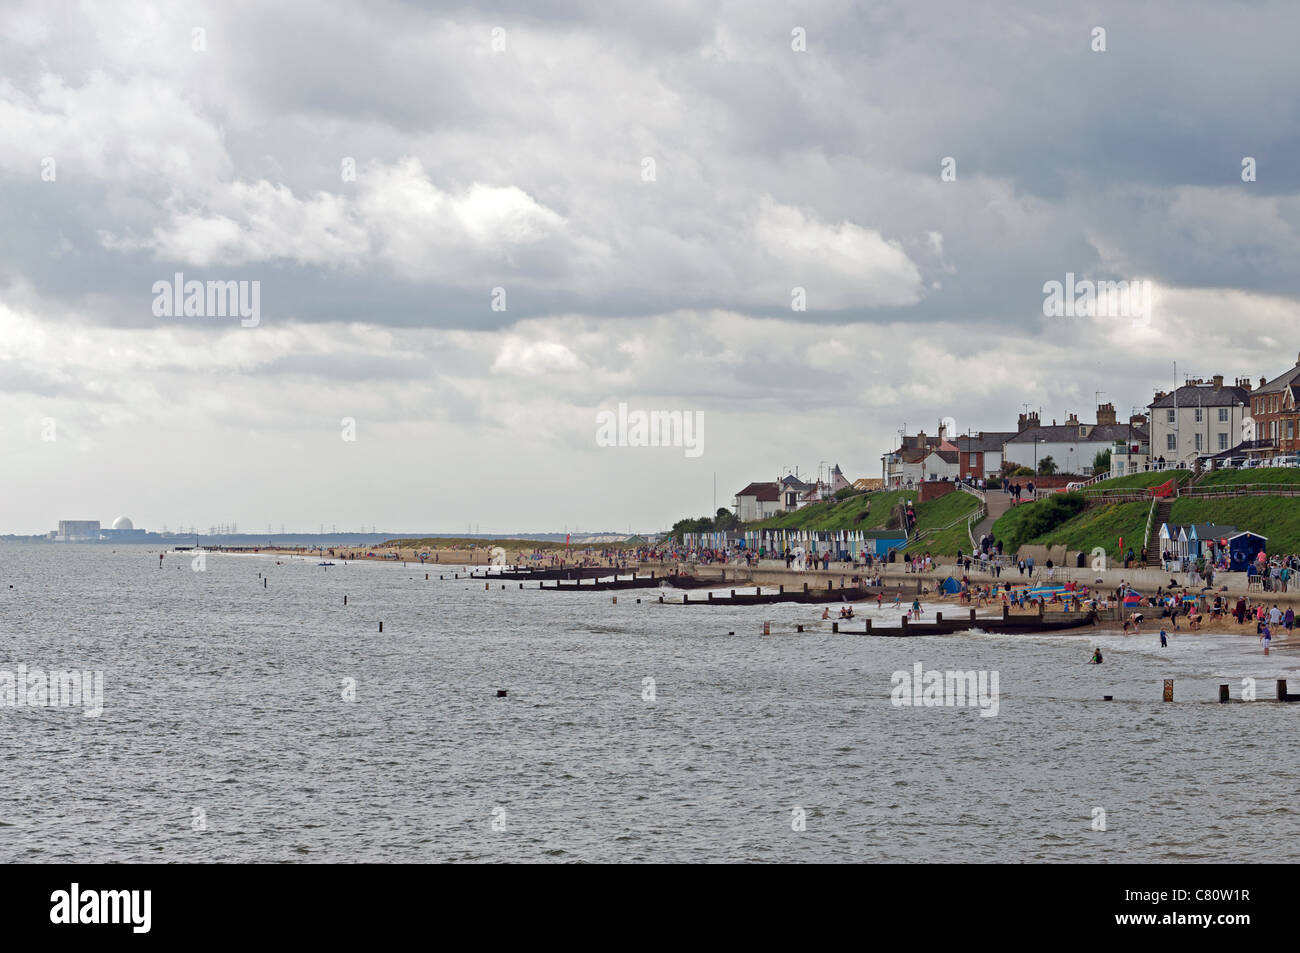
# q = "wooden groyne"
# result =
<box><xmin>848</xmin><ymin>608</ymin><xmax>1100</xmax><ymax>637</ymax></box>
<box><xmin>671</xmin><ymin>582</ymin><xmax>912</xmax><ymax>606</ymax></box>
<box><xmin>537</xmin><ymin>572</ymin><xmax>712</xmax><ymax>592</ymax></box>
<box><xmin>459</xmin><ymin>567</ymin><xmax>626</xmax><ymax>581</ymax></box>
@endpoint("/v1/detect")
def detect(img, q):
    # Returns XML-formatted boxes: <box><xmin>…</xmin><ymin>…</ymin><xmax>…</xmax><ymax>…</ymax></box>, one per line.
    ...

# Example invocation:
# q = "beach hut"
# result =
<box><xmin>938</xmin><ymin>575</ymin><xmax>962</xmax><ymax>595</ymax></box>
<box><xmin>1157</xmin><ymin>523</ymin><xmax>1188</xmax><ymax>560</ymax></box>
<box><xmin>1186</xmin><ymin>523</ymin><xmax>1236</xmax><ymax>559</ymax></box>
<box><xmin>1227</xmin><ymin>532</ymin><xmax>1267</xmax><ymax>573</ymax></box>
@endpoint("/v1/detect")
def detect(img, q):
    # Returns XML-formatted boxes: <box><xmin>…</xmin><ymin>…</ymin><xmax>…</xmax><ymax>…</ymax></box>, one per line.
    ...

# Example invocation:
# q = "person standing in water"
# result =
<box><xmin>1159</xmin><ymin>628</ymin><xmax>1168</xmax><ymax>648</ymax></box>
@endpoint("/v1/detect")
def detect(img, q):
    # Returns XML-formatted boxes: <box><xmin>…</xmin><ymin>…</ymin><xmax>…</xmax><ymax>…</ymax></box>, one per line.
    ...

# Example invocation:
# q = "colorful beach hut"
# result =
<box><xmin>1227</xmin><ymin>532</ymin><xmax>1268</xmax><ymax>573</ymax></box>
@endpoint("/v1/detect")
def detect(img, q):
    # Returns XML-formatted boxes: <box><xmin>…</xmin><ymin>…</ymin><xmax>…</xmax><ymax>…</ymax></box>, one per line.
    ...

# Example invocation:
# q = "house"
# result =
<box><xmin>779</xmin><ymin>474</ymin><xmax>818</xmax><ymax>509</ymax></box>
<box><xmin>1245</xmin><ymin>354</ymin><xmax>1300</xmax><ymax>457</ymax></box>
<box><xmin>829</xmin><ymin>464</ymin><xmax>852</xmax><ymax>494</ymax></box>
<box><xmin>1003</xmin><ymin>405</ymin><xmax>1148</xmax><ymax>474</ymax></box>
<box><xmin>1148</xmin><ymin>377</ymin><xmax>1253</xmax><ymax>466</ymax></box>
<box><xmin>881</xmin><ymin>426</ymin><xmax>960</xmax><ymax>486</ymax></box>
<box><xmin>734</xmin><ymin>482</ymin><xmax>782</xmax><ymax>522</ymax></box>
<box><xmin>953</xmin><ymin>431</ymin><xmax>1015</xmax><ymax>480</ymax></box>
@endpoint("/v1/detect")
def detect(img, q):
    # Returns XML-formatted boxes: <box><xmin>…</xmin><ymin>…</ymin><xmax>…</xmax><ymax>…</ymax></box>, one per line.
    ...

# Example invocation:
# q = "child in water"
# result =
<box><xmin>1159</xmin><ymin>629</ymin><xmax>1167</xmax><ymax>648</ymax></box>
<box><xmin>1088</xmin><ymin>647</ymin><xmax>1104</xmax><ymax>664</ymax></box>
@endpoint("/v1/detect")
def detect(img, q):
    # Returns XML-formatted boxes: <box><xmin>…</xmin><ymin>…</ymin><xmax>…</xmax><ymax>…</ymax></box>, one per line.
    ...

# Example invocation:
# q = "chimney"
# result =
<box><xmin>1129</xmin><ymin>413</ymin><xmax>1146</xmax><ymax>428</ymax></box>
<box><xmin>1212</xmin><ymin>375</ymin><xmax>1223</xmax><ymax>391</ymax></box>
<box><xmin>1017</xmin><ymin>412</ymin><xmax>1040</xmax><ymax>433</ymax></box>
<box><xmin>1261</xmin><ymin>376</ymin><xmax>1268</xmax><ymax>388</ymax></box>
<box><xmin>1096</xmin><ymin>403</ymin><xmax>1117</xmax><ymax>425</ymax></box>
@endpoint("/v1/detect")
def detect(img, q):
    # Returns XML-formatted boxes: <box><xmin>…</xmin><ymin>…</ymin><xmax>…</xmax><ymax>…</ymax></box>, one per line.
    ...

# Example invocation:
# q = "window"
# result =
<box><xmin>1195</xmin><ymin>433</ymin><xmax>1202</xmax><ymax>451</ymax></box>
<box><xmin>1219</xmin><ymin>432</ymin><xmax>1229</xmax><ymax>450</ymax></box>
<box><xmin>1167</xmin><ymin>434</ymin><xmax>1177</xmax><ymax>450</ymax></box>
<box><xmin>1289</xmin><ymin>420</ymin><xmax>1295</xmax><ymax>439</ymax></box>
<box><xmin>1219</xmin><ymin>408</ymin><xmax>1229</xmax><ymax>422</ymax></box>
<box><xmin>1167</xmin><ymin>409</ymin><xmax>1176</xmax><ymax>423</ymax></box>
<box><xmin>1195</xmin><ymin>408</ymin><xmax>1203</xmax><ymax>423</ymax></box>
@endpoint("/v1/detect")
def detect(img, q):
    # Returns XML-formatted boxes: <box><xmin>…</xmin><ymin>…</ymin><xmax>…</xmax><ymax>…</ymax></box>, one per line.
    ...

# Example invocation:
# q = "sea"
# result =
<box><xmin>1</xmin><ymin>542</ymin><xmax>1297</xmax><ymax>863</ymax></box>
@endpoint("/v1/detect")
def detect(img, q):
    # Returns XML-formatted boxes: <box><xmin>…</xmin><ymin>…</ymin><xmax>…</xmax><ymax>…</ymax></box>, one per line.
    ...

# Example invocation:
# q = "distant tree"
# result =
<box><xmin>1008</xmin><ymin>465</ymin><xmax>1035</xmax><ymax>477</ymax></box>
<box><xmin>1037</xmin><ymin>456</ymin><xmax>1058</xmax><ymax>475</ymax></box>
<box><xmin>1092</xmin><ymin>448</ymin><xmax>1112</xmax><ymax>474</ymax></box>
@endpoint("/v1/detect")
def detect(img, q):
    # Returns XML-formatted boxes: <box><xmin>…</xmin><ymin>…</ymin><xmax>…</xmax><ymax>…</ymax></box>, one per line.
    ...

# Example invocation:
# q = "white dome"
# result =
<box><xmin>111</xmin><ymin>516</ymin><xmax>134</xmax><ymax>530</ymax></box>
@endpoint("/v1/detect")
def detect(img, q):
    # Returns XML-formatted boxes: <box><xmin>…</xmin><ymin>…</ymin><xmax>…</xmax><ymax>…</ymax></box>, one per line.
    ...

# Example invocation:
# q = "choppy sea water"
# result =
<box><xmin>1</xmin><ymin>543</ymin><xmax>1297</xmax><ymax>863</ymax></box>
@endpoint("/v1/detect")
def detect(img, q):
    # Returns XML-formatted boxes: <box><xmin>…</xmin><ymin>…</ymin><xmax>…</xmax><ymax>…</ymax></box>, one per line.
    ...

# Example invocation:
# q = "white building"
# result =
<box><xmin>1002</xmin><ymin>406</ymin><xmax>1148</xmax><ymax>475</ymax></box>
<box><xmin>1146</xmin><ymin>377</ymin><xmax>1253</xmax><ymax>467</ymax></box>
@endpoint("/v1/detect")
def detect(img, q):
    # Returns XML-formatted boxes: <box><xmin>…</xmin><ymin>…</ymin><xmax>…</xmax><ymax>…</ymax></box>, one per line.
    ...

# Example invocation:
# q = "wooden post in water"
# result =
<box><xmin>779</xmin><ymin>585</ymin><xmax>784</xmax><ymax>594</ymax></box>
<box><xmin>344</xmin><ymin>595</ymin><xmax>347</xmax><ymax>605</ymax></box>
<box><xmin>1163</xmin><ymin>679</ymin><xmax>1174</xmax><ymax>702</ymax></box>
<box><xmin>1003</xmin><ymin>605</ymin><xmax>1009</xmax><ymax>622</ymax></box>
<box><xmin>936</xmin><ymin>612</ymin><xmax>943</xmax><ymax>623</ymax></box>
<box><xmin>612</xmin><ymin>596</ymin><xmax>617</xmax><ymax>604</ymax></box>
<box><xmin>969</xmin><ymin>608</ymin><xmax>976</xmax><ymax>622</ymax></box>
<box><xmin>864</xmin><ymin>619</ymin><xmax>872</xmax><ymax>634</ymax></box>
<box><xmin>379</xmin><ymin>621</ymin><xmax>383</xmax><ymax>633</ymax></box>
<box><xmin>1219</xmin><ymin>684</ymin><xmax>1230</xmax><ymax>703</ymax></box>
<box><xmin>1278</xmin><ymin>679</ymin><xmax>1288</xmax><ymax>701</ymax></box>
<box><xmin>763</xmin><ymin>622</ymin><xmax>771</xmax><ymax>635</ymax></box>
<box><xmin>832</xmin><ymin>622</ymin><xmax>838</xmax><ymax>633</ymax></box>
<box><xmin>684</xmin><ymin>594</ymin><xmax>689</xmax><ymax>603</ymax></box>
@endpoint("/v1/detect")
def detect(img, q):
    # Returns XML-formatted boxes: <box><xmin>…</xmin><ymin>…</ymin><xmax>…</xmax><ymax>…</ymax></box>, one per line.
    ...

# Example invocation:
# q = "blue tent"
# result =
<box><xmin>938</xmin><ymin>575</ymin><xmax>962</xmax><ymax>594</ymax></box>
<box><xmin>1227</xmin><ymin>531</ymin><xmax>1268</xmax><ymax>572</ymax></box>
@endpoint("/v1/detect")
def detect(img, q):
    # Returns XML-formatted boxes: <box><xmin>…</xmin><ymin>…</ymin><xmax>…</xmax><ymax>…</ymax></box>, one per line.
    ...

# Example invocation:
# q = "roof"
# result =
<box><xmin>736</xmin><ymin>482</ymin><xmax>779</xmax><ymax>501</ymax></box>
<box><xmin>1205</xmin><ymin>439</ymin><xmax>1275</xmax><ymax>459</ymax></box>
<box><xmin>954</xmin><ymin>431</ymin><xmax>1016</xmax><ymax>452</ymax></box>
<box><xmin>1190</xmin><ymin>523</ymin><xmax>1237</xmax><ymax>537</ymax></box>
<box><xmin>1255</xmin><ymin>364</ymin><xmax>1300</xmax><ymax>395</ymax></box>
<box><xmin>780</xmin><ymin>475</ymin><xmax>815</xmax><ymax>491</ymax></box>
<box><xmin>1007</xmin><ymin>424</ymin><xmax>1147</xmax><ymax>444</ymax></box>
<box><xmin>1149</xmin><ymin>384</ymin><xmax>1251</xmax><ymax>408</ymax></box>
<box><xmin>933</xmin><ymin>450</ymin><xmax>958</xmax><ymax>463</ymax></box>
<box><xmin>1227</xmin><ymin>530</ymin><xmax>1268</xmax><ymax>541</ymax></box>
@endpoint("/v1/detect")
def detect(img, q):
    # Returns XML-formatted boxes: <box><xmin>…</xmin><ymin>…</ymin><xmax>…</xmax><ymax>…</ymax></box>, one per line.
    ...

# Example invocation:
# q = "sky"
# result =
<box><xmin>2</xmin><ymin>0</ymin><xmax>1299</xmax><ymax>535</ymax></box>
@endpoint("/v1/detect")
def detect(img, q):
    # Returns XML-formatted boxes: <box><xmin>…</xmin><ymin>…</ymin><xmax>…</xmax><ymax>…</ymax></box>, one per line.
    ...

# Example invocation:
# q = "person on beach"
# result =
<box><xmin>1088</xmin><ymin>648</ymin><xmax>1103</xmax><ymax>664</ymax></box>
<box><xmin>911</xmin><ymin>598</ymin><xmax>922</xmax><ymax>619</ymax></box>
<box><xmin>1160</xmin><ymin>628</ymin><xmax>1168</xmax><ymax>647</ymax></box>
<box><xmin>822</xmin><ymin>607</ymin><xmax>830</xmax><ymax>620</ymax></box>
<box><xmin>893</xmin><ymin>593</ymin><xmax>902</xmax><ymax>609</ymax></box>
